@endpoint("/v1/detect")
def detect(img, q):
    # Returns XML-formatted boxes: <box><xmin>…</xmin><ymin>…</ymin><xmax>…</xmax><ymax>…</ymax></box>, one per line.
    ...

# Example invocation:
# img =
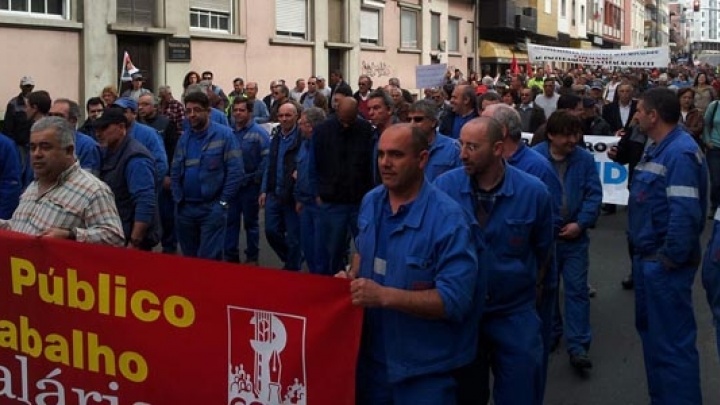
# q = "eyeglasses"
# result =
<box><xmin>184</xmin><ymin>107</ymin><xmax>207</xmax><ymax>115</ymax></box>
<box><xmin>459</xmin><ymin>142</ymin><xmax>480</xmax><ymax>152</ymax></box>
<box><xmin>408</xmin><ymin>116</ymin><xmax>426</xmax><ymax>123</ymax></box>
<box><xmin>358</xmin><ymin>82</ymin><xmax>369</xmax><ymax>86</ymax></box>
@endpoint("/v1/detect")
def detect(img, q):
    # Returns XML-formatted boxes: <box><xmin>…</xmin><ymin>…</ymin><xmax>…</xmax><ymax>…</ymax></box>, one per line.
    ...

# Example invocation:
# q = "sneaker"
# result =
<box><xmin>569</xmin><ymin>352</ymin><xmax>593</xmax><ymax>370</ymax></box>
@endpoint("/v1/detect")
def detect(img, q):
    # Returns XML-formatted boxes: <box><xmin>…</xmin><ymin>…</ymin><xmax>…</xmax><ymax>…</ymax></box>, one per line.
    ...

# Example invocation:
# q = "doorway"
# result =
<box><xmin>117</xmin><ymin>35</ymin><xmax>157</xmax><ymax>93</ymax></box>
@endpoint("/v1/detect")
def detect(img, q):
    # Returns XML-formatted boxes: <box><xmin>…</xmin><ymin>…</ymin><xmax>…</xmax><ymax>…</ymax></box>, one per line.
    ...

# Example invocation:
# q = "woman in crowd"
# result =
<box><xmin>182</xmin><ymin>71</ymin><xmax>200</xmax><ymax>100</ymax></box>
<box><xmin>678</xmin><ymin>88</ymin><xmax>704</xmax><ymax>147</ymax></box>
<box><xmin>694</xmin><ymin>72</ymin><xmax>716</xmax><ymax>113</ymax></box>
<box><xmin>100</xmin><ymin>85</ymin><xmax>118</xmax><ymax>106</ymax></box>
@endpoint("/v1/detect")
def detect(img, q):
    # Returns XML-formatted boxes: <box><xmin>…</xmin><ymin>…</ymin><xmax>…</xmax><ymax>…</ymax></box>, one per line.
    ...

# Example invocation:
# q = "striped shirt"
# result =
<box><xmin>0</xmin><ymin>162</ymin><xmax>125</xmax><ymax>246</ymax></box>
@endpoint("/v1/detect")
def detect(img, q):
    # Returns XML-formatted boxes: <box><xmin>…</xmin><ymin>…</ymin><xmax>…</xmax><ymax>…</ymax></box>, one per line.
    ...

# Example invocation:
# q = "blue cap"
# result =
<box><xmin>113</xmin><ymin>97</ymin><xmax>138</xmax><ymax>112</ymax></box>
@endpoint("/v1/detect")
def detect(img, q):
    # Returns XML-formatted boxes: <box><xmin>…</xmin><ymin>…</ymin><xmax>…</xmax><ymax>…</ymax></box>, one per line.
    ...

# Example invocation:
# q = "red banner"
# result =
<box><xmin>0</xmin><ymin>231</ymin><xmax>363</xmax><ymax>404</ymax></box>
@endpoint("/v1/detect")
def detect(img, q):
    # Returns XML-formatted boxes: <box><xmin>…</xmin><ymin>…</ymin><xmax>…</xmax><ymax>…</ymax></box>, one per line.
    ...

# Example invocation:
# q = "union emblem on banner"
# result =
<box><xmin>228</xmin><ymin>307</ymin><xmax>307</xmax><ymax>405</ymax></box>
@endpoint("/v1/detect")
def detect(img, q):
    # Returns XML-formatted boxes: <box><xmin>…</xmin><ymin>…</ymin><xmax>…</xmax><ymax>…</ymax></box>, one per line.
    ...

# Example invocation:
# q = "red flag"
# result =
<box><xmin>511</xmin><ymin>54</ymin><xmax>520</xmax><ymax>75</ymax></box>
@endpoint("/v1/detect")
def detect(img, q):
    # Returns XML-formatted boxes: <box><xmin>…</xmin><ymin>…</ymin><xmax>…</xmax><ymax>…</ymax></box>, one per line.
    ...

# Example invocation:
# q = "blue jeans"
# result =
<box><xmin>554</xmin><ymin>236</ymin><xmax>592</xmax><ymax>356</ymax></box>
<box><xmin>707</xmin><ymin>149</ymin><xmax>720</xmax><ymax>210</ymax></box>
<box><xmin>316</xmin><ymin>203</ymin><xmax>359</xmax><ymax>275</ymax></box>
<box><xmin>634</xmin><ymin>256</ymin><xmax>701</xmax><ymax>404</ymax></box>
<box><xmin>175</xmin><ymin>201</ymin><xmax>227</xmax><ymax>260</ymax></box>
<box><xmin>224</xmin><ymin>183</ymin><xmax>261</xmax><ymax>263</ymax></box>
<box><xmin>702</xmin><ymin>241</ymin><xmax>720</xmax><ymax>361</ymax></box>
<box><xmin>159</xmin><ymin>188</ymin><xmax>177</xmax><ymax>253</ymax></box>
<box><xmin>264</xmin><ymin>194</ymin><xmax>301</xmax><ymax>270</ymax></box>
<box><xmin>298</xmin><ymin>200</ymin><xmax>327</xmax><ymax>274</ymax></box>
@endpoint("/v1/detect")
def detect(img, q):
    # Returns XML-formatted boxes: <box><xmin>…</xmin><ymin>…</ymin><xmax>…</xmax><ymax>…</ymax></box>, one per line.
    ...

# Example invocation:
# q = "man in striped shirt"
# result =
<box><xmin>0</xmin><ymin>117</ymin><xmax>124</xmax><ymax>246</ymax></box>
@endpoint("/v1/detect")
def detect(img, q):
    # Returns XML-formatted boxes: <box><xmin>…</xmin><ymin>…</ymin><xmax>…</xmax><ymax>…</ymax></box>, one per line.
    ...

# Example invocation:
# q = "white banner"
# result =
<box><xmin>527</xmin><ymin>43</ymin><xmax>670</xmax><ymax>68</ymax></box>
<box><xmin>521</xmin><ymin>134</ymin><xmax>629</xmax><ymax>205</ymax></box>
<box><xmin>415</xmin><ymin>63</ymin><xmax>447</xmax><ymax>89</ymax></box>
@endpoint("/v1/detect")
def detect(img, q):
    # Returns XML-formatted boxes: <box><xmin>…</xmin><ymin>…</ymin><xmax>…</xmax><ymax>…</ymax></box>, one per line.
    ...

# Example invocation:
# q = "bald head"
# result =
<box><xmin>338</xmin><ymin>97</ymin><xmax>358</xmax><ymax>125</ymax></box>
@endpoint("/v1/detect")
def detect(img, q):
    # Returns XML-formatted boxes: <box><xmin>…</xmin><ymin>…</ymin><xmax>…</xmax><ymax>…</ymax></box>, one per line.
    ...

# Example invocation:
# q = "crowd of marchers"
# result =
<box><xmin>1</xmin><ymin>64</ymin><xmax>720</xmax><ymax>404</ymax></box>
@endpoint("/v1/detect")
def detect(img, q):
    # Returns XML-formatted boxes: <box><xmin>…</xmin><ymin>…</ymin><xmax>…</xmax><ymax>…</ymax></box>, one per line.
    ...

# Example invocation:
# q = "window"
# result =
<box><xmin>431</xmin><ymin>13</ymin><xmax>440</xmax><ymax>50</ymax></box>
<box><xmin>448</xmin><ymin>17</ymin><xmax>460</xmax><ymax>52</ymax></box>
<box><xmin>276</xmin><ymin>0</ymin><xmax>308</xmax><ymax>39</ymax></box>
<box><xmin>190</xmin><ymin>9</ymin><xmax>230</xmax><ymax>32</ymax></box>
<box><xmin>0</xmin><ymin>0</ymin><xmax>66</xmax><ymax>18</ymax></box>
<box><xmin>118</xmin><ymin>0</ymin><xmax>154</xmax><ymax>26</ymax></box>
<box><xmin>545</xmin><ymin>0</ymin><xmax>551</xmax><ymax>14</ymax></box>
<box><xmin>581</xmin><ymin>5</ymin><xmax>585</xmax><ymax>24</ymax></box>
<box><xmin>360</xmin><ymin>8</ymin><xmax>380</xmax><ymax>45</ymax></box>
<box><xmin>400</xmin><ymin>8</ymin><xmax>418</xmax><ymax>49</ymax></box>
<box><xmin>561</xmin><ymin>0</ymin><xmax>566</xmax><ymax>17</ymax></box>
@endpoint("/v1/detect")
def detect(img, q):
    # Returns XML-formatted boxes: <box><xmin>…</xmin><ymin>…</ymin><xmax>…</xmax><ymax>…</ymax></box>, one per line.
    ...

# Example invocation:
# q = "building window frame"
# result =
<box><xmin>190</xmin><ymin>7</ymin><xmax>232</xmax><ymax>33</ymax></box>
<box><xmin>360</xmin><ymin>6</ymin><xmax>382</xmax><ymax>46</ymax></box>
<box><xmin>0</xmin><ymin>0</ymin><xmax>68</xmax><ymax>19</ymax></box>
<box><xmin>561</xmin><ymin>0</ymin><xmax>566</xmax><ymax>18</ymax></box>
<box><xmin>275</xmin><ymin>0</ymin><xmax>310</xmax><ymax>40</ymax></box>
<box><xmin>400</xmin><ymin>7</ymin><xmax>419</xmax><ymax>49</ymax></box>
<box><xmin>431</xmin><ymin>12</ymin><xmax>441</xmax><ymax>50</ymax></box>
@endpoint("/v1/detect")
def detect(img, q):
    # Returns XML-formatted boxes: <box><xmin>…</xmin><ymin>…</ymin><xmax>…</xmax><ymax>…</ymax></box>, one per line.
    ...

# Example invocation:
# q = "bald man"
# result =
<box><xmin>312</xmin><ymin>96</ymin><xmax>375</xmax><ymax>275</ymax></box>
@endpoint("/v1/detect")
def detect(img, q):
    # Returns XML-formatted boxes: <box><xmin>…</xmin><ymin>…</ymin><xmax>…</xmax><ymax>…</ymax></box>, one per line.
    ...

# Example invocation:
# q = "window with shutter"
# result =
<box><xmin>400</xmin><ymin>9</ymin><xmax>418</xmax><ymax>49</ymax></box>
<box><xmin>189</xmin><ymin>0</ymin><xmax>232</xmax><ymax>32</ymax></box>
<box><xmin>117</xmin><ymin>0</ymin><xmax>155</xmax><ymax>26</ymax></box>
<box><xmin>276</xmin><ymin>0</ymin><xmax>308</xmax><ymax>38</ymax></box>
<box><xmin>431</xmin><ymin>13</ymin><xmax>440</xmax><ymax>50</ymax></box>
<box><xmin>360</xmin><ymin>8</ymin><xmax>380</xmax><ymax>45</ymax></box>
<box><xmin>448</xmin><ymin>18</ymin><xmax>459</xmax><ymax>52</ymax></box>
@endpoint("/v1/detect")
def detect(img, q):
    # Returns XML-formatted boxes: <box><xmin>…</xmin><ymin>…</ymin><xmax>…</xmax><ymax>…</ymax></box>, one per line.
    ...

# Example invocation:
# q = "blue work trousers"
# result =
<box><xmin>175</xmin><ymin>201</ymin><xmax>226</xmax><ymax>260</ymax></box>
<box><xmin>357</xmin><ymin>354</ymin><xmax>456</xmax><ymax>405</ymax></box>
<box><xmin>298</xmin><ymin>200</ymin><xmax>327</xmax><ymax>274</ymax></box>
<box><xmin>702</xmin><ymin>250</ymin><xmax>720</xmax><ymax>361</ymax></box>
<box><xmin>264</xmin><ymin>193</ymin><xmax>301</xmax><ymax>270</ymax></box>
<box><xmin>537</xmin><ymin>283</ymin><xmax>558</xmax><ymax>405</ymax></box>
<box><xmin>633</xmin><ymin>256</ymin><xmax>701</xmax><ymax>405</ymax></box>
<box><xmin>224</xmin><ymin>183</ymin><xmax>261</xmax><ymax>263</ymax></box>
<box><xmin>159</xmin><ymin>188</ymin><xmax>177</xmax><ymax>253</ymax></box>
<box><xmin>456</xmin><ymin>309</ymin><xmax>543</xmax><ymax>405</ymax></box>
<box><xmin>317</xmin><ymin>203</ymin><xmax>359</xmax><ymax>274</ymax></box>
<box><xmin>554</xmin><ymin>237</ymin><xmax>592</xmax><ymax>356</ymax></box>
<box><xmin>707</xmin><ymin>148</ymin><xmax>720</xmax><ymax>210</ymax></box>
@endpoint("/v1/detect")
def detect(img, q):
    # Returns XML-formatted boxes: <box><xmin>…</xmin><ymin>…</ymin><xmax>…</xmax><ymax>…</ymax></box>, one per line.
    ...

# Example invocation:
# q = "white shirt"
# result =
<box><xmin>619</xmin><ymin>102</ymin><xmax>631</xmax><ymax>127</ymax></box>
<box><xmin>534</xmin><ymin>93</ymin><xmax>560</xmax><ymax>119</ymax></box>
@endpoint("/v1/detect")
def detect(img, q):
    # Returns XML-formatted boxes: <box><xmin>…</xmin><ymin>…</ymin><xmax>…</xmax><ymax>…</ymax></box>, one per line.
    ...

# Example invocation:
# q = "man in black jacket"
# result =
<box><xmin>602</xmin><ymin>84</ymin><xmax>637</xmax><ymax>134</ymax></box>
<box><xmin>312</xmin><ymin>97</ymin><xmax>374</xmax><ymax>274</ymax></box>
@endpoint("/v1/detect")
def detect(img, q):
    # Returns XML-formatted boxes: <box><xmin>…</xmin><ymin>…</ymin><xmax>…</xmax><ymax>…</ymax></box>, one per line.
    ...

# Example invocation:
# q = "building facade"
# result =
<box><xmin>0</xmin><ymin>0</ymin><xmax>477</xmax><ymax>116</ymax></box>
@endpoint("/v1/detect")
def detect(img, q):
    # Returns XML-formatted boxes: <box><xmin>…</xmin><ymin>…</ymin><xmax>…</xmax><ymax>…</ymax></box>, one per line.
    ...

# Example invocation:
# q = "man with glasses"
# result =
<box><xmin>121</xmin><ymin>73</ymin><xmax>151</xmax><ymax>101</ymax></box>
<box><xmin>407</xmin><ymin>100</ymin><xmax>460</xmax><ymax>181</ymax></box>
<box><xmin>200</xmin><ymin>70</ymin><xmax>229</xmax><ymax>108</ymax></box>
<box><xmin>300</xmin><ymin>76</ymin><xmax>320</xmax><ymax>110</ymax></box>
<box><xmin>79</xmin><ymin>97</ymin><xmax>105</xmax><ymax>140</ymax></box>
<box><xmin>227</xmin><ymin>97</ymin><xmax>269</xmax><ymax>265</ymax></box>
<box><xmin>434</xmin><ymin>117</ymin><xmax>553</xmax><ymax>405</ymax></box>
<box><xmin>516</xmin><ymin>87</ymin><xmax>547</xmax><ymax>133</ymax></box>
<box><xmin>171</xmin><ymin>91</ymin><xmax>243</xmax><ymax>261</ymax></box>
<box><xmin>354</xmin><ymin>75</ymin><xmax>373</xmax><ymax>120</ymax></box>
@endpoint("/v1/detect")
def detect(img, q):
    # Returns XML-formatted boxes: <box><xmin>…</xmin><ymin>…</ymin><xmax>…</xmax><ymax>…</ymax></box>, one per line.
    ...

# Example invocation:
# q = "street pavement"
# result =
<box><xmin>249</xmin><ymin>207</ymin><xmax>720</xmax><ymax>405</ymax></box>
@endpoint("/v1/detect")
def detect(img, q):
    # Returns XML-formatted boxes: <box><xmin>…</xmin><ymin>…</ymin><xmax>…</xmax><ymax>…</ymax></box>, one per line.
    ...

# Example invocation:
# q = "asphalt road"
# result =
<box><xmin>248</xmin><ymin>207</ymin><xmax>720</xmax><ymax>405</ymax></box>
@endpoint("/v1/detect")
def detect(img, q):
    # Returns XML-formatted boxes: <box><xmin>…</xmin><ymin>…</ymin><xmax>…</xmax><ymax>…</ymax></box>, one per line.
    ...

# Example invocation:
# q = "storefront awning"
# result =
<box><xmin>479</xmin><ymin>41</ymin><xmax>528</xmax><ymax>64</ymax></box>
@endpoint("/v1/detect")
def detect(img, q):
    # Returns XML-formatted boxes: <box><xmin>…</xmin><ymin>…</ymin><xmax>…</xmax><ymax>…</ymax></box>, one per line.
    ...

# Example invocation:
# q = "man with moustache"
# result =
<box><xmin>0</xmin><ymin>116</ymin><xmax>124</xmax><ymax>245</ymax></box>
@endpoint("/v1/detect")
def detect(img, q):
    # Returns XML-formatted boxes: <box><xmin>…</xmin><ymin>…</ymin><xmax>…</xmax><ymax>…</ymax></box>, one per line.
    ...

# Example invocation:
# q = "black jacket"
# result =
<box><xmin>602</xmin><ymin>100</ymin><xmax>638</xmax><ymax>133</ymax></box>
<box><xmin>265</xmin><ymin>126</ymin><xmax>302</xmax><ymax>204</ymax></box>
